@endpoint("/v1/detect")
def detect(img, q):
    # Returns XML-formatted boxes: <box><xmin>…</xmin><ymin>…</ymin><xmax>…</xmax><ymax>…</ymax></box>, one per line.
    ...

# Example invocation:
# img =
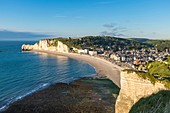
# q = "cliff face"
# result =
<box><xmin>116</xmin><ymin>71</ymin><xmax>167</xmax><ymax>113</ymax></box>
<box><xmin>57</xmin><ymin>41</ymin><xmax>70</xmax><ymax>53</ymax></box>
<box><xmin>22</xmin><ymin>40</ymin><xmax>69</xmax><ymax>53</ymax></box>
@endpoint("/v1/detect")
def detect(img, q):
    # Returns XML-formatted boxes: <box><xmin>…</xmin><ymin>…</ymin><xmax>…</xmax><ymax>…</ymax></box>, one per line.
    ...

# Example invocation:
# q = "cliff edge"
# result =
<box><xmin>115</xmin><ymin>71</ymin><xmax>167</xmax><ymax>113</ymax></box>
<box><xmin>22</xmin><ymin>39</ymin><xmax>70</xmax><ymax>53</ymax></box>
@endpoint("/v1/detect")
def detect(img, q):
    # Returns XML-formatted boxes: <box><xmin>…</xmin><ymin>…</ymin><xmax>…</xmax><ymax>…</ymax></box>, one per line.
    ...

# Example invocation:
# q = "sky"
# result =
<box><xmin>0</xmin><ymin>0</ymin><xmax>170</xmax><ymax>40</ymax></box>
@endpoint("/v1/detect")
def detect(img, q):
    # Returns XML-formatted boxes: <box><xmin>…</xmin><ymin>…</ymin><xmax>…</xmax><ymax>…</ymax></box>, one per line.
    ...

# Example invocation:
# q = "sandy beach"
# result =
<box><xmin>32</xmin><ymin>50</ymin><xmax>123</xmax><ymax>88</ymax></box>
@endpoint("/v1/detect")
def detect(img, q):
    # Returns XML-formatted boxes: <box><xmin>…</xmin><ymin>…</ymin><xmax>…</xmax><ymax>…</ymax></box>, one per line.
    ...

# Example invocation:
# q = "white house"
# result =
<box><xmin>78</xmin><ymin>49</ymin><xmax>85</xmax><ymax>54</ymax></box>
<box><xmin>84</xmin><ymin>49</ymin><xmax>89</xmax><ymax>54</ymax></box>
<box><xmin>89</xmin><ymin>51</ymin><xmax>97</xmax><ymax>56</ymax></box>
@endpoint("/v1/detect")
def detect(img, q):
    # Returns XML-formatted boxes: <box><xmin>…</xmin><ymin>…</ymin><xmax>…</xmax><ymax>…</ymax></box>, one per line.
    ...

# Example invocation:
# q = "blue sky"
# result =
<box><xmin>0</xmin><ymin>0</ymin><xmax>170</xmax><ymax>39</ymax></box>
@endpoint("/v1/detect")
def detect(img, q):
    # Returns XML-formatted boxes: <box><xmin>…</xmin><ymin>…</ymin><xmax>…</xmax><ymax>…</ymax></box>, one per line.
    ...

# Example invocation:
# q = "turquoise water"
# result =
<box><xmin>0</xmin><ymin>41</ymin><xmax>96</xmax><ymax>111</ymax></box>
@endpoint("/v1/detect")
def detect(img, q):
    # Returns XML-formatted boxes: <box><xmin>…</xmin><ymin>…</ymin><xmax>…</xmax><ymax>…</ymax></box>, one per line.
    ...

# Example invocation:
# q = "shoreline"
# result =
<box><xmin>32</xmin><ymin>50</ymin><xmax>123</xmax><ymax>88</ymax></box>
<box><xmin>0</xmin><ymin>75</ymin><xmax>97</xmax><ymax>112</ymax></box>
<box><xmin>5</xmin><ymin>77</ymin><xmax>120</xmax><ymax>113</ymax></box>
<box><xmin>2</xmin><ymin>49</ymin><xmax>122</xmax><ymax>112</ymax></box>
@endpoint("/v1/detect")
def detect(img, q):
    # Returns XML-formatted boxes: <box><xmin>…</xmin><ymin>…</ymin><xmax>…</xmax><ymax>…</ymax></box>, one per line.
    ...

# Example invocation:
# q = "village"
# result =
<box><xmin>76</xmin><ymin>47</ymin><xmax>170</xmax><ymax>71</ymax></box>
<box><xmin>22</xmin><ymin>38</ymin><xmax>170</xmax><ymax>72</ymax></box>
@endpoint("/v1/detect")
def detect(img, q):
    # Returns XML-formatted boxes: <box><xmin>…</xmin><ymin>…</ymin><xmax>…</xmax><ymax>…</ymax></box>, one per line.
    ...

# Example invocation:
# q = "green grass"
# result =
<box><xmin>147</xmin><ymin>61</ymin><xmax>170</xmax><ymax>77</ymax></box>
<box><xmin>146</xmin><ymin>40</ymin><xmax>170</xmax><ymax>51</ymax></box>
<box><xmin>44</xmin><ymin>36</ymin><xmax>151</xmax><ymax>50</ymax></box>
<box><xmin>130</xmin><ymin>90</ymin><xmax>170</xmax><ymax>113</ymax></box>
<box><xmin>81</xmin><ymin>78</ymin><xmax>120</xmax><ymax>94</ymax></box>
<box><xmin>123</xmin><ymin>57</ymin><xmax>170</xmax><ymax>88</ymax></box>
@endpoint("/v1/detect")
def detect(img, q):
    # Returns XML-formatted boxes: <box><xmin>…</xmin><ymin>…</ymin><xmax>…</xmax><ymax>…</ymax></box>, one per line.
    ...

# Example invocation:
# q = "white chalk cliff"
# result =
<box><xmin>22</xmin><ymin>39</ymin><xmax>70</xmax><ymax>53</ymax></box>
<box><xmin>115</xmin><ymin>71</ymin><xmax>167</xmax><ymax>113</ymax></box>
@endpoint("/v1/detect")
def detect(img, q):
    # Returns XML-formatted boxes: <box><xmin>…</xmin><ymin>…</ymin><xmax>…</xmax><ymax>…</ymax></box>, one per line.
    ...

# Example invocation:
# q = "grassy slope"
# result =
<box><xmin>128</xmin><ymin>38</ymin><xmax>150</xmax><ymax>43</ymax></box>
<box><xmin>147</xmin><ymin>40</ymin><xmax>170</xmax><ymax>51</ymax></box>
<box><xmin>130</xmin><ymin>90</ymin><xmax>170</xmax><ymax>113</ymax></box>
<box><xmin>124</xmin><ymin>57</ymin><xmax>170</xmax><ymax>88</ymax></box>
<box><xmin>147</xmin><ymin>61</ymin><xmax>170</xmax><ymax>77</ymax></box>
<box><xmin>49</xmin><ymin>36</ymin><xmax>150</xmax><ymax>50</ymax></box>
<box><xmin>48</xmin><ymin>37</ymin><xmax>170</xmax><ymax>51</ymax></box>
<box><xmin>128</xmin><ymin>38</ymin><xmax>170</xmax><ymax>51</ymax></box>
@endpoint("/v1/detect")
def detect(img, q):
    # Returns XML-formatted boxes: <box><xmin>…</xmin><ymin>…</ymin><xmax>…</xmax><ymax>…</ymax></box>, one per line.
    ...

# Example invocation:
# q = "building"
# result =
<box><xmin>121</xmin><ymin>56</ymin><xmax>126</xmax><ymax>62</ymax></box>
<box><xmin>78</xmin><ymin>49</ymin><xmax>85</xmax><ymax>54</ymax></box>
<box><xmin>84</xmin><ymin>49</ymin><xmax>89</xmax><ymax>54</ymax></box>
<box><xmin>89</xmin><ymin>51</ymin><xmax>97</xmax><ymax>56</ymax></box>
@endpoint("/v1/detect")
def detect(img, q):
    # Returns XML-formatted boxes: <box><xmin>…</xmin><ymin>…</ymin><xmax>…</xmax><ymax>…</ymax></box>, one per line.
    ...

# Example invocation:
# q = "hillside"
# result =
<box><xmin>129</xmin><ymin>38</ymin><xmax>170</xmax><ymax>51</ymax></box>
<box><xmin>130</xmin><ymin>90</ymin><xmax>170</xmax><ymax>113</ymax></box>
<box><xmin>146</xmin><ymin>40</ymin><xmax>170</xmax><ymax>51</ymax></box>
<box><xmin>147</xmin><ymin>57</ymin><xmax>170</xmax><ymax>77</ymax></box>
<box><xmin>50</xmin><ymin>36</ymin><xmax>150</xmax><ymax>51</ymax></box>
<box><xmin>128</xmin><ymin>38</ymin><xmax>150</xmax><ymax>43</ymax></box>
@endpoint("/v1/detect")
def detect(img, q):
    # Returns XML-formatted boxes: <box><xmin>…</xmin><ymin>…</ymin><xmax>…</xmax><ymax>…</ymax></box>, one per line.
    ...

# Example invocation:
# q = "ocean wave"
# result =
<box><xmin>0</xmin><ymin>83</ymin><xmax>50</xmax><ymax>112</ymax></box>
<box><xmin>0</xmin><ymin>106</ymin><xmax>6</xmax><ymax>111</ymax></box>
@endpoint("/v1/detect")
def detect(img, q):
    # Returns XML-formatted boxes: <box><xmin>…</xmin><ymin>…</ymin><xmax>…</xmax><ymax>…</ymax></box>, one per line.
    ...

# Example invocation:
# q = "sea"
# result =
<box><xmin>0</xmin><ymin>41</ymin><xmax>96</xmax><ymax>112</ymax></box>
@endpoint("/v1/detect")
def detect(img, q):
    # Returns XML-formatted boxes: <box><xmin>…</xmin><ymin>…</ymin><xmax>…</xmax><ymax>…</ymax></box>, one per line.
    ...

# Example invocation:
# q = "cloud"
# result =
<box><xmin>100</xmin><ymin>31</ymin><xmax>125</xmax><ymax>37</ymax></box>
<box><xmin>100</xmin><ymin>31</ymin><xmax>116</xmax><ymax>36</ymax></box>
<box><xmin>103</xmin><ymin>23</ymin><xmax>126</xmax><ymax>31</ymax></box>
<box><xmin>103</xmin><ymin>23</ymin><xmax>116</xmax><ymax>29</ymax></box>
<box><xmin>152</xmin><ymin>32</ymin><xmax>157</xmax><ymax>35</ymax></box>
<box><xmin>101</xmin><ymin>23</ymin><xmax>127</xmax><ymax>37</ymax></box>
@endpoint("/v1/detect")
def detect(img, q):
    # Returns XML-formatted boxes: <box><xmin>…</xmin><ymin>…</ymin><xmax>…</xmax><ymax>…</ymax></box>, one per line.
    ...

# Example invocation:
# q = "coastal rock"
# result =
<box><xmin>5</xmin><ymin>78</ymin><xmax>119</xmax><ymax>113</ymax></box>
<box><xmin>21</xmin><ymin>39</ymin><xmax>69</xmax><ymax>52</ymax></box>
<box><xmin>21</xmin><ymin>44</ymin><xmax>34</xmax><ymax>51</ymax></box>
<box><xmin>57</xmin><ymin>40</ymin><xmax>70</xmax><ymax>53</ymax></box>
<box><xmin>115</xmin><ymin>71</ymin><xmax>167</xmax><ymax>113</ymax></box>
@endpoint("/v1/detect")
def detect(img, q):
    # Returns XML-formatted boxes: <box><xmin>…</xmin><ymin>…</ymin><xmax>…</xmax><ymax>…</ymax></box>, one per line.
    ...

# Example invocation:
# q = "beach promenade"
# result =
<box><xmin>32</xmin><ymin>50</ymin><xmax>123</xmax><ymax>88</ymax></box>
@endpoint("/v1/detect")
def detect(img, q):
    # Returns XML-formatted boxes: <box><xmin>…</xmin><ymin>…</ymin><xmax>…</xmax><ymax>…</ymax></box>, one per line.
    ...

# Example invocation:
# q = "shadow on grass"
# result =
<box><xmin>130</xmin><ymin>90</ymin><xmax>170</xmax><ymax>113</ymax></box>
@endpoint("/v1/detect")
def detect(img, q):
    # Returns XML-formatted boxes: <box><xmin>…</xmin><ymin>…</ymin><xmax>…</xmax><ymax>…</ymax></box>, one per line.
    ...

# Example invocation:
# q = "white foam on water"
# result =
<box><xmin>0</xmin><ymin>83</ymin><xmax>49</xmax><ymax>112</ymax></box>
<box><xmin>0</xmin><ymin>105</ymin><xmax>6</xmax><ymax>111</ymax></box>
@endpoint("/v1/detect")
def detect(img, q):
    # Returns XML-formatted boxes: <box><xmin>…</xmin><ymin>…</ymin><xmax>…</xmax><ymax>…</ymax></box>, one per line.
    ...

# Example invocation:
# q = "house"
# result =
<box><xmin>89</xmin><ymin>51</ymin><xmax>97</xmax><ymax>56</ymax></box>
<box><xmin>77</xmin><ymin>48</ymin><xmax>89</xmax><ymax>54</ymax></box>
<box><xmin>134</xmin><ymin>60</ymin><xmax>141</xmax><ymax>66</ymax></box>
<box><xmin>121</xmin><ymin>56</ymin><xmax>126</xmax><ymax>62</ymax></box>
<box><xmin>110</xmin><ymin>53</ymin><xmax>115</xmax><ymax>59</ymax></box>
<box><xmin>84</xmin><ymin>49</ymin><xmax>89</xmax><ymax>54</ymax></box>
<box><xmin>110</xmin><ymin>53</ymin><xmax>121</xmax><ymax>61</ymax></box>
<box><xmin>78</xmin><ymin>49</ymin><xmax>85</xmax><ymax>54</ymax></box>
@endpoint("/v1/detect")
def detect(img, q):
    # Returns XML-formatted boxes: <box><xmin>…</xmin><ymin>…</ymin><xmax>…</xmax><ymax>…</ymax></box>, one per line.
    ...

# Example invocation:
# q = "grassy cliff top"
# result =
<box><xmin>123</xmin><ymin>57</ymin><xmax>170</xmax><ymax>88</ymax></box>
